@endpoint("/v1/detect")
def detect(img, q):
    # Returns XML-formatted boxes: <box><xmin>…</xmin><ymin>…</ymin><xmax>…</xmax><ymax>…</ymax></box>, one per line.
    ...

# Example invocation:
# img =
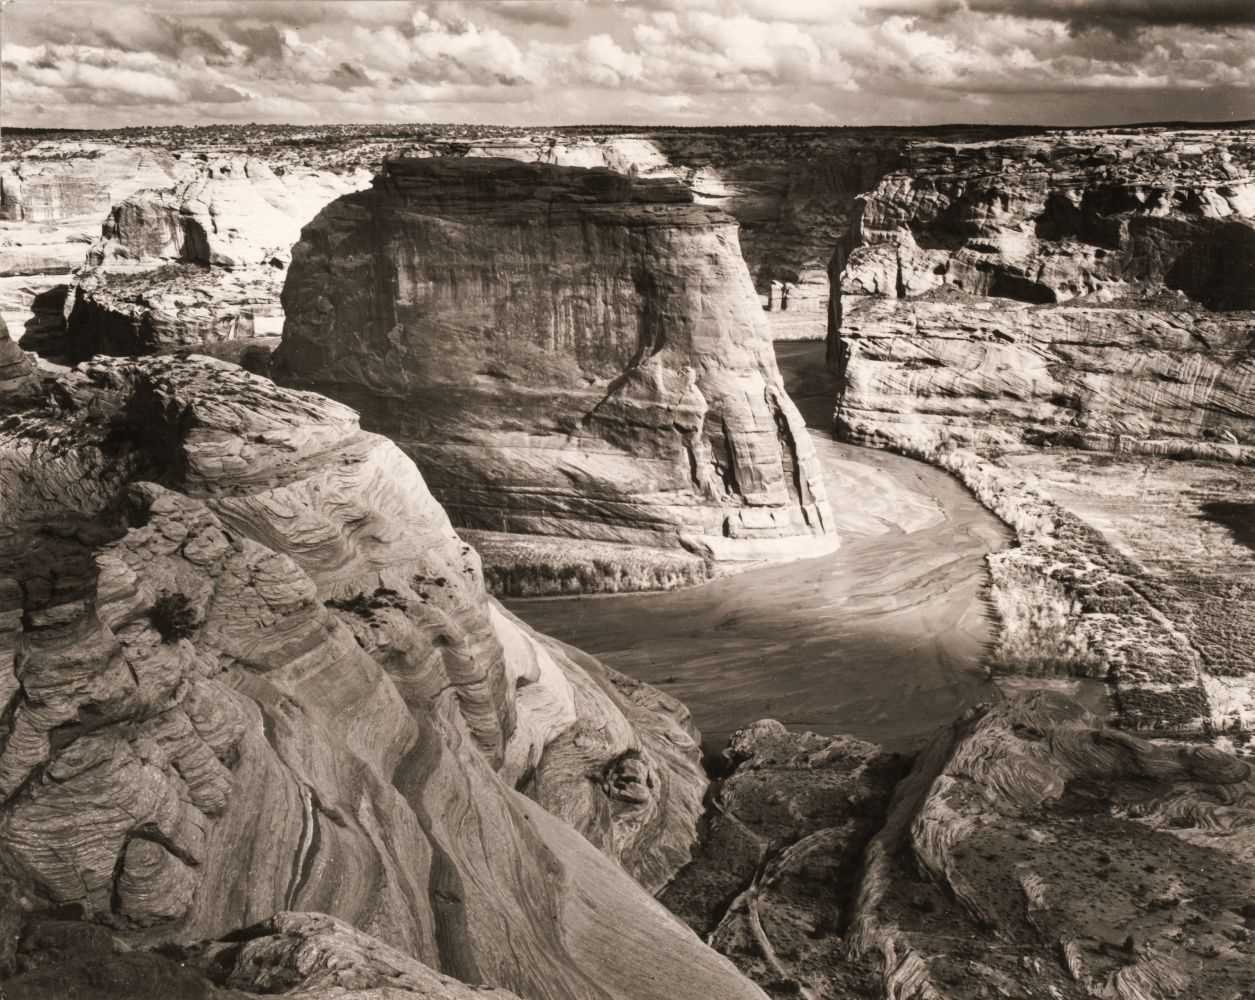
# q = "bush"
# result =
<box><xmin>149</xmin><ymin>592</ymin><xmax>198</xmax><ymax>643</ymax></box>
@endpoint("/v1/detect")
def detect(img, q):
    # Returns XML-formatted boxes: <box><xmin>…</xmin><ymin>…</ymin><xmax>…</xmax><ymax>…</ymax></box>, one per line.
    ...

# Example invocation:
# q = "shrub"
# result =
<box><xmin>149</xmin><ymin>592</ymin><xmax>199</xmax><ymax>643</ymax></box>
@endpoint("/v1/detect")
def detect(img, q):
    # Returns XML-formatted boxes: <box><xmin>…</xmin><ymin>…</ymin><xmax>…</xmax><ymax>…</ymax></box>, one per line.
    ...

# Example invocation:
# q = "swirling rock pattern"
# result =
<box><xmin>0</xmin><ymin>355</ymin><xmax>759</xmax><ymax>1000</ymax></box>
<box><xmin>833</xmin><ymin>129</ymin><xmax>1255</xmax><ymax>455</ymax></box>
<box><xmin>276</xmin><ymin>157</ymin><xmax>836</xmax><ymax>592</ymax></box>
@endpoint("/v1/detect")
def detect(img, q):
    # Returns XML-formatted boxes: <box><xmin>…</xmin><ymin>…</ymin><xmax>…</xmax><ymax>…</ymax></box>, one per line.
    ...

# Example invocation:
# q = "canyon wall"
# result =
<box><xmin>0</xmin><ymin>354</ymin><xmax>762</xmax><ymax>1000</ymax></box>
<box><xmin>276</xmin><ymin>157</ymin><xmax>836</xmax><ymax>590</ymax></box>
<box><xmin>0</xmin><ymin>317</ymin><xmax>40</xmax><ymax>415</ymax></box>
<box><xmin>833</xmin><ymin>127</ymin><xmax>1255</xmax><ymax>455</ymax></box>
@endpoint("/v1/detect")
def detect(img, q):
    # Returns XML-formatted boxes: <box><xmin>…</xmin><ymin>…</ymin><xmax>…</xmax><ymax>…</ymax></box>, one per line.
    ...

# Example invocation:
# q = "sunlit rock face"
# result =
<box><xmin>832</xmin><ymin>128</ymin><xmax>1255</xmax><ymax>454</ymax></box>
<box><xmin>89</xmin><ymin>157</ymin><xmax>370</xmax><ymax>270</ymax></box>
<box><xmin>847</xmin><ymin>691</ymin><xmax>1255</xmax><ymax>999</ymax></box>
<box><xmin>277</xmin><ymin>157</ymin><xmax>836</xmax><ymax>592</ymax></box>
<box><xmin>453</xmin><ymin>132</ymin><xmax>910</xmax><ymax>342</ymax></box>
<box><xmin>40</xmin><ymin>158</ymin><xmax>371</xmax><ymax>361</ymax></box>
<box><xmin>0</xmin><ymin>144</ymin><xmax>182</xmax><ymax>226</ymax></box>
<box><xmin>0</xmin><ymin>356</ymin><xmax>759</xmax><ymax>1000</ymax></box>
<box><xmin>0</xmin><ymin>143</ymin><xmax>188</xmax><ymax>339</ymax></box>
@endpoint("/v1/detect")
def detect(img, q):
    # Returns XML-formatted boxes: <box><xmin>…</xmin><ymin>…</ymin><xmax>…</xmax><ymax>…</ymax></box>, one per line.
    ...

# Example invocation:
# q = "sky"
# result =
<box><xmin>2</xmin><ymin>0</ymin><xmax>1254</xmax><ymax>130</ymax></box>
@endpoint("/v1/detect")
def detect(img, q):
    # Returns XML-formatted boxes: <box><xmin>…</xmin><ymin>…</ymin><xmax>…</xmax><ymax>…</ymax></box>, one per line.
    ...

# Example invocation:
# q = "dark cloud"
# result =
<box><xmin>969</xmin><ymin>0</ymin><xmax>1255</xmax><ymax>30</ymax></box>
<box><xmin>328</xmin><ymin>61</ymin><xmax>371</xmax><ymax>88</ymax></box>
<box><xmin>484</xmin><ymin>1</ymin><xmax>579</xmax><ymax>28</ymax></box>
<box><xmin>174</xmin><ymin>24</ymin><xmax>234</xmax><ymax>63</ymax></box>
<box><xmin>218</xmin><ymin>22</ymin><xmax>287</xmax><ymax>61</ymax></box>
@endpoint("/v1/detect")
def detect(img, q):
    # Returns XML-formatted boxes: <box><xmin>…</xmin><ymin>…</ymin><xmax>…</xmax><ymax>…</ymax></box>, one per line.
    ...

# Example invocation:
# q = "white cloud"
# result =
<box><xmin>1</xmin><ymin>0</ymin><xmax>1252</xmax><ymax>128</ymax></box>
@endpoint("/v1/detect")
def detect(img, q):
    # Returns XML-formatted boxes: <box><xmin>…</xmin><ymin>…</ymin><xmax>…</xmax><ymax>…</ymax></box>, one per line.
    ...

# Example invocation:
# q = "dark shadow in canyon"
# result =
<box><xmin>1200</xmin><ymin>500</ymin><xmax>1255</xmax><ymax>553</ymax></box>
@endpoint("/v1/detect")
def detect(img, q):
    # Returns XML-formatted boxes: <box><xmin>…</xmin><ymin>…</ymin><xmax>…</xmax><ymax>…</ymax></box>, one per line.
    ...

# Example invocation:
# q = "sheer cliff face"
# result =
<box><xmin>832</xmin><ymin>129</ymin><xmax>1255</xmax><ymax>454</ymax></box>
<box><xmin>277</xmin><ymin>158</ymin><xmax>836</xmax><ymax>578</ymax></box>
<box><xmin>0</xmin><ymin>356</ymin><xmax>759</xmax><ymax>1000</ymax></box>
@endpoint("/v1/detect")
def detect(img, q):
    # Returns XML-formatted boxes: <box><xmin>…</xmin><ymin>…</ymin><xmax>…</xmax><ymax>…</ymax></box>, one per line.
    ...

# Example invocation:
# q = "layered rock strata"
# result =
<box><xmin>27</xmin><ymin>157</ymin><xmax>370</xmax><ymax>362</ymax></box>
<box><xmin>277</xmin><ymin>157</ymin><xmax>836</xmax><ymax>591</ymax></box>
<box><xmin>0</xmin><ymin>355</ymin><xmax>762</xmax><ymax>1000</ymax></box>
<box><xmin>833</xmin><ymin>129</ymin><xmax>1255</xmax><ymax>453</ymax></box>
<box><xmin>54</xmin><ymin>264</ymin><xmax>284</xmax><ymax>363</ymax></box>
<box><xmin>0</xmin><ymin>316</ymin><xmax>41</xmax><ymax>413</ymax></box>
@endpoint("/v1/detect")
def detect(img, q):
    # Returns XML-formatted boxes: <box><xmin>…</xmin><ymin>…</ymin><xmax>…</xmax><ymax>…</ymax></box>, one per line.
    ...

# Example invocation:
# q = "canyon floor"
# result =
<box><xmin>511</xmin><ymin>343</ymin><xmax>1104</xmax><ymax>752</ymax></box>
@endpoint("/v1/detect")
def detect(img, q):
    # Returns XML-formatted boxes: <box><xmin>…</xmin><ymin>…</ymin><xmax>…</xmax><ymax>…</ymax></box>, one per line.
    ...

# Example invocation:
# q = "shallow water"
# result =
<box><xmin>508</xmin><ymin>342</ymin><xmax>1013</xmax><ymax>752</ymax></box>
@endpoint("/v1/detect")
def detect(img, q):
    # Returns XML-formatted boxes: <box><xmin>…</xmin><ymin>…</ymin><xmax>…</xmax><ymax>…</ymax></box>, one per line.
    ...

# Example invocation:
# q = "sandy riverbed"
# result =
<box><xmin>508</xmin><ymin>343</ymin><xmax>1013</xmax><ymax>752</ymax></box>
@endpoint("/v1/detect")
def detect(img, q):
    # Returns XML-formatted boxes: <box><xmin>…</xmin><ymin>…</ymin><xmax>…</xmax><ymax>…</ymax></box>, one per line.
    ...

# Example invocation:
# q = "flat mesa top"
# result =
<box><xmin>375</xmin><ymin>155</ymin><xmax>730</xmax><ymax>225</ymax></box>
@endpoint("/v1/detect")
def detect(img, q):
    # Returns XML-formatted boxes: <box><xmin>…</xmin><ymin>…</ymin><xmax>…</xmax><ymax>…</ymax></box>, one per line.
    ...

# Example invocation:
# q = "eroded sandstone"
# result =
<box><xmin>834</xmin><ymin>128</ymin><xmax>1255</xmax><ymax>453</ymax></box>
<box><xmin>277</xmin><ymin>157</ymin><xmax>836</xmax><ymax>592</ymax></box>
<box><xmin>0</xmin><ymin>355</ymin><xmax>761</xmax><ymax>1000</ymax></box>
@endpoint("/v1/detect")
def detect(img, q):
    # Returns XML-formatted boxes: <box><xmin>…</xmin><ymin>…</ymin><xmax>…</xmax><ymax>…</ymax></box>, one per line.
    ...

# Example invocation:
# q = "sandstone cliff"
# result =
<box><xmin>833</xmin><ymin>128</ymin><xmax>1255</xmax><ymax>453</ymax></box>
<box><xmin>277</xmin><ymin>157</ymin><xmax>836</xmax><ymax>592</ymax></box>
<box><xmin>89</xmin><ymin>157</ymin><xmax>370</xmax><ymax>270</ymax></box>
<box><xmin>0</xmin><ymin>316</ymin><xmax>41</xmax><ymax>414</ymax></box>
<box><xmin>52</xmin><ymin>264</ymin><xmax>284</xmax><ymax>364</ymax></box>
<box><xmin>0</xmin><ymin>355</ymin><xmax>762</xmax><ymax>1000</ymax></box>
<box><xmin>30</xmin><ymin>157</ymin><xmax>370</xmax><ymax>361</ymax></box>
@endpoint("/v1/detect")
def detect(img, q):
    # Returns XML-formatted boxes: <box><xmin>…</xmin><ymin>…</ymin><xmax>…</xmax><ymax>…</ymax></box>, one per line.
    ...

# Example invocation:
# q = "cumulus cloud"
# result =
<box><xmin>1</xmin><ymin>0</ymin><xmax>1251</xmax><ymax>128</ymax></box>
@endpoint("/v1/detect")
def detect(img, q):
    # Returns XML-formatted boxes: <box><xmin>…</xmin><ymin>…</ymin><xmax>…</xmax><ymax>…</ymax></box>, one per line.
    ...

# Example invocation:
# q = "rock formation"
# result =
<box><xmin>89</xmin><ymin>157</ymin><xmax>369</xmax><ymax>270</ymax></box>
<box><xmin>4</xmin><ymin>911</ymin><xmax>526</xmax><ymax>999</ymax></box>
<box><xmin>664</xmin><ymin>695</ymin><xmax>1255</xmax><ymax>999</ymax></box>
<box><xmin>51</xmin><ymin>264</ymin><xmax>284</xmax><ymax>364</ymax></box>
<box><xmin>0</xmin><ymin>316</ymin><xmax>41</xmax><ymax>413</ymax></box>
<box><xmin>848</xmin><ymin>691</ymin><xmax>1255</xmax><ymax>999</ymax></box>
<box><xmin>0</xmin><ymin>143</ymin><xmax>182</xmax><ymax>227</ymax></box>
<box><xmin>833</xmin><ymin>128</ymin><xmax>1255</xmax><ymax>454</ymax></box>
<box><xmin>441</xmin><ymin>131</ymin><xmax>912</xmax><ymax>341</ymax></box>
<box><xmin>0</xmin><ymin>143</ymin><xmax>187</xmax><ymax>337</ymax></box>
<box><xmin>22</xmin><ymin>157</ymin><xmax>371</xmax><ymax>362</ymax></box>
<box><xmin>0</xmin><ymin>355</ymin><xmax>763</xmax><ymax>1000</ymax></box>
<box><xmin>661</xmin><ymin>720</ymin><xmax>908</xmax><ymax>997</ymax></box>
<box><xmin>277</xmin><ymin>157</ymin><xmax>836</xmax><ymax>592</ymax></box>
